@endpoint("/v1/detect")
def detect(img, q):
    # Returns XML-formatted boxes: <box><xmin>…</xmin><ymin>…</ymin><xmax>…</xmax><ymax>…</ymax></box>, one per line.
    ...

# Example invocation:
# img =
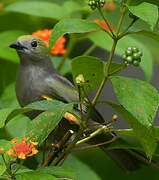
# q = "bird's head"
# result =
<box><xmin>9</xmin><ymin>35</ymin><xmax>50</xmax><ymax>63</ymax></box>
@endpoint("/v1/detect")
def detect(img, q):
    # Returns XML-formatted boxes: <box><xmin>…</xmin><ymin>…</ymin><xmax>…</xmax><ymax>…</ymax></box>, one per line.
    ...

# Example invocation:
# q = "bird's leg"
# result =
<box><xmin>41</xmin><ymin>130</ymin><xmax>74</xmax><ymax>167</ymax></box>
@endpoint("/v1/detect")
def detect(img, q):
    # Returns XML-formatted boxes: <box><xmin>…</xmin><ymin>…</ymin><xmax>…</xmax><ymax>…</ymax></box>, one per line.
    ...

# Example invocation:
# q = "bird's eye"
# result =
<box><xmin>31</xmin><ymin>40</ymin><xmax>37</xmax><ymax>47</ymax></box>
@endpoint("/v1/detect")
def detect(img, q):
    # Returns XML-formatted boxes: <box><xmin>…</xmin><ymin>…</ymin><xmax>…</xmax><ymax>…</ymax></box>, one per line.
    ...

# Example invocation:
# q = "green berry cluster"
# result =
<box><xmin>121</xmin><ymin>46</ymin><xmax>143</xmax><ymax>67</ymax></box>
<box><xmin>88</xmin><ymin>0</ymin><xmax>105</xmax><ymax>10</ymax></box>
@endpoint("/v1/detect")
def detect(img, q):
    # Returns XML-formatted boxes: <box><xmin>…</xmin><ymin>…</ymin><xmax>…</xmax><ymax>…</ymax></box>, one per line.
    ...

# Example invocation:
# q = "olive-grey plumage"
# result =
<box><xmin>10</xmin><ymin>35</ymin><xmax>159</xmax><ymax>172</ymax></box>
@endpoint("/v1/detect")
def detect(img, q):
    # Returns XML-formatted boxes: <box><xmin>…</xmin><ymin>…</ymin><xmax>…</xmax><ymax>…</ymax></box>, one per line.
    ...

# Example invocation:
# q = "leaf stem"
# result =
<box><xmin>97</xmin><ymin>7</ymin><xmax>116</xmax><ymax>38</ymax></box>
<box><xmin>76</xmin><ymin>126</ymin><xmax>107</xmax><ymax>145</ymax></box>
<box><xmin>118</xmin><ymin>18</ymin><xmax>138</xmax><ymax>39</ymax></box>
<box><xmin>83</xmin><ymin>44</ymin><xmax>96</xmax><ymax>56</ymax></box>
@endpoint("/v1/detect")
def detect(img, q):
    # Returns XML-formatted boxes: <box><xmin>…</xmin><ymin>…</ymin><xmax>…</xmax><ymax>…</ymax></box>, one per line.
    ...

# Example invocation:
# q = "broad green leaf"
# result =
<box><xmin>5</xmin><ymin>100</ymin><xmax>74</xmax><ymax>124</ymax></box>
<box><xmin>106</xmin><ymin>101</ymin><xmax>158</xmax><ymax>159</ymax></box>
<box><xmin>0</xmin><ymin>30</ymin><xmax>26</xmax><ymax>62</ymax></box>
<box><xmin>5</xmin><ymin>1</ymin><xmax>84</xmax><ymax>20</ymax></box>
<box><xmin>16</xmin><ymin>171</ymin><xmax>57</xmax><ymax>180</ymax></box>
<box><xmin>0</xmin><ymin>164</ymin><xmax>6</xmax><ymax>176</ymax></box>
<box><xmin>109</xmin><ymin>76</ymin><xmax>159</xmax><ymax>159</ymax></box>
<box><xmin>108</xmin><ymin>63</ymin><xmax>125</xmax><ymax>77</ymax></box>
<box><xmin>5</xmin><ymin>1</ymin><xmax>63</xmax><ymax>20</ymax></box>
<box><xmin>127</xmin><ymin>2</ymin><xmax>158</xmax><ymax>30</ymax></box>
<box><xmin>107</xmin><ymin>138</ymin><xmax>142</xmax><ymax>151</ymax></box>
<box><xmin>88</xmin><ymin>31</ymin><xmax>153</xmax><ymax>81</ymax></box>
<box><xmin>64</xmin><ymin>152</ymin><xmax>102</xmax><ymax>180</ymax></box>
<box><xmin>0</xmin><ymin>139</ymin><xmax>12</xmax><ymax>153</ymax></box>
<box><xmin>0</xmin><ymin>108</ymin><xmax>14</xmax><ymax>128</ymax></box>
<box><xmin>133</xmin><ymin>30</ymin><xmax>159</xmax><ymax>42</ymax></box>
<box><xmin>37</xmin><ymin>166</ymin><xmax>76</xmax><ymax>179</ymax></box>
<box><xmin>64</xmin><ymin>148</ymin><xmax>159</xmax><ymax>179</ymax></box>
<box><xmin>112</xmin><ymin>77</ymin><xmax>159</xmax><ymax>127</ymax></box>
<box><xmin>5</xmin><ymin>115</ymin><xmax>30</xmax><ymax>138</ymax></box>
<box><xmin>0</xmin><ymin>83</ymin><xmax>19</xmax><ymax>109</ymax></box>
<box><xmin>72</xmin><ymin>56</ymin><xmax>104</xmax><ymax>93</ymax></box>
<box><xmin>26</xmin><ymin>101</ymin><xmax>73</xmax><ymax>144</ymax></box>
<box><xmin>49</xmin><ymin>18</ymin><xmax>100</xmax><ymax>50</ymax></box>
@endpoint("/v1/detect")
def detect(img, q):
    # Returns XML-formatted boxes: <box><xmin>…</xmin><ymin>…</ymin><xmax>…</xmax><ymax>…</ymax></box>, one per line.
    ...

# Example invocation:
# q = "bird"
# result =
<box><xmin>9</xmin><ymin>35</ymin><xmax>159</xmax><ymax>172</ymax></box>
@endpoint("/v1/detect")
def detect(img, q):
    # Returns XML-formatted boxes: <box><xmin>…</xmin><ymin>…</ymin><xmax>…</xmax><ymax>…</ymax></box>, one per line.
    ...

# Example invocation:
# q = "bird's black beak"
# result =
<box><xmin>9</xmin><ymin>41</ymin><xmax>26</xmax><ymax>50</ymax></box>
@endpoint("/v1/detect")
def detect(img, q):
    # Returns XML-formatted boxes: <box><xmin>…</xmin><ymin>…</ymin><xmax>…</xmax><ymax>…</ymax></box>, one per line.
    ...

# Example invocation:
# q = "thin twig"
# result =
<box><xmin>83</xmin><ymin>44</ymin><xmax>96</xmax><ymax>56</ymax></box>
<box><xmin>72</xmin><ymin>136</ymin><xmax>118</xmax><ymax>152</ymax></box>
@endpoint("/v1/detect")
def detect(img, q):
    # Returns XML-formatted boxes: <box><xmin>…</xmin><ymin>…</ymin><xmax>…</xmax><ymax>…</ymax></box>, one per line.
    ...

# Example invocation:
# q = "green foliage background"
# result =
<box><xmin>0</xmin><ymin>0</ymin><xmax>159</xmax><ymax>179</ymax></box>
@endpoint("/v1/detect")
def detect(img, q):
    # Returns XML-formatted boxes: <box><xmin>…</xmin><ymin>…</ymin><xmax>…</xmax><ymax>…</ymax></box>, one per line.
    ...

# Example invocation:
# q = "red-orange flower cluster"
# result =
<box><xmin>0</xmin><ymin>3</ymin><xmax>3</xmax><ymax>11</ymax></box>
<box><xmin>32</xmin><ymin>29</ymin><xmax>66</xmax><ymax>55</ymax></box>
<box><xmin>6</xmin><ymin>138</ymin><xmax>38</xmax><ymax>159</ymax></box>
<box><xmin>104</xmin><ymin>2</ymin><xmax>116</xmax><ymax>11</ymax></box>
<box><xmin>94</xmin><ymin>19</ymin><xmax>114</xmax><ymax>32</ymax></box>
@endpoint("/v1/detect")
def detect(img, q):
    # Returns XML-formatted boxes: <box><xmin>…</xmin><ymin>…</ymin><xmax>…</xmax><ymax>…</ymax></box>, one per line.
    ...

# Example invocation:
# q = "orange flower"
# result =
<box><xmin>6</xmin><ymin>138</ymin><xmax>38</xmax><ymax>159</ymax></box>
<box><xmin>94</xmin><ymin>19</ymin><xmax>114</xmax><ymax>32</ymax></box>
<box><xmin>0</xmin><ymin>4</ymin><xmax>3</xmax><ymax>11</ymax></box>
<box><xmin>104</xmin><ymin>2</ymin><xmax>116</xmax><ymax>11</ymax></box>
<box><xmin>32</xmin><ymin>29</ymin><xmax>66</xmax><ymax>55</ymax></box>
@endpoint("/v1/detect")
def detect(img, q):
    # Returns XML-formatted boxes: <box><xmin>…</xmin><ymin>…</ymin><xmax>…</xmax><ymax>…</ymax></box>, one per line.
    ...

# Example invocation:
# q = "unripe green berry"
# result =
<box><xmin>99</xmin><ymin>2</ymin><xmax>105</xmax><ymax>7</ymax></box>
<box><xmin>138</xmin><ymin>51</ymin><xmax>143</xmax><ymax>57</ymax></box>
<box><xmin>124</xmin><ymin>60</ymin><xmax>128</xmax><ymax>65</ymax></box>
<box><xmin>121</xmin><ymin>54</ymin><xmax>127</xmax><ymax>61</ymax></box>
<box><xmin>125</xmin><ymin>49</ymin><xmax>132</xmax><ymax>56</ymax></box>
<box><xmin>92</xmin><ymin>0</ymin><xmax>96</xmax><ymax>5</ymax></box>
<box><xmin>91</xmin><ymin>5</ymin><xmax>96</xmax><ymax>10</ymax></box>
<box><xmin>132</xmin><ymin>47</ymin><xmax>139</xmax><ymax>53</ymax></box>
<box><xmin>138</xmin><ymin>58</ymin><xmax>141</xmax><ymax>62</ymax></box>
<box><xmin>126</xmin><ymin>56</ymin><xmax>133</xmax><ymax>63</ymax></box>
<box><xmin>127</xmin><ymin>46</ymin><xmax>132</xmax><ymax>51</ymax></box>
<box><xmin>133</xmin><ymin>53</ymin><xmax>141</xmax><ymax>60</ymax></box>
<box><xmin>133</xmin><ymin>60</ymin><xmax>140</xmax><ymax>66</ymax></box>
<box><xmin>88</xmin><ymin>1</ymin><xmax>92</xmax><ymax>6</ymax></box>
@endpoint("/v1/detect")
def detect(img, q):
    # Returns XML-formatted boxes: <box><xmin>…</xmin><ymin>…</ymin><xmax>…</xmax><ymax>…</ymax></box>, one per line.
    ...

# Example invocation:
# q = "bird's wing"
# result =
<box><xmin>44</xmin><ymin>73</ymin><xmax>79</xmax><ymax>103</ymax></box>
<box><xmin>44</xmin><ymin>73</ymin><xmax>104</xmax><ymax>123</ymax></box>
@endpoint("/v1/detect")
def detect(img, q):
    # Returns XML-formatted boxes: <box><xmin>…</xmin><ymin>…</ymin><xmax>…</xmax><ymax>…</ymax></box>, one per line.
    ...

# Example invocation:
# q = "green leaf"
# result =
<box><xmin>127</xmin><ymin>2</ymin><xmax>158</xmax><ymax>30</ymax></box>
<box><xmin>0</xmin><ymin>83</ymin><xmax>19</xmax><ymax>109</ymax></box>
<box><xmin>133</xmin><ymin>30</ymin><xmax>159</xmax><ymax>42</ymax></box>
<box><xmin>0</xmin><ymin>139</ymin><xmax>12</xmax><ymax>153</ymax></box>
<box><xmin>5</xmin><ymin>115</ymin><xmax>30</xmax><ymax>138</ymax></box>
<box><xmin>112</xmin><ymin>77</ymin><xmax>159</xmax><ymax>127</ymax></box>
<box><xmin>88</xmin><ymin>32</ymin><xmax>153</xmax><ymax>81</ymax></box>
<box><xmin>16</xmin><ymin>171</ymin><xmax>57</xmax><ymax>180</ymax></box>
<box><xmin>0</xmin><ymin>108</ymin><xmax>14</xmax><ymax>128</ymax></box>
<box><xmin>26</xmin><ymin>101</ymin><xmax>74</xmax><ymax>144</ymax></box>
<box><xmin>111</xmin><ymin>77</ymin><xmax>159</xmax><ymax>158</ymax></box>
<box><xmin>37</xmin><ymin>166</ymin><xmax>76</xmax><ymax>179</ymax></box>
<box><xmin>107</xmin><ymin>138</ymin><xmax>142</xmax><ymax>151</ymax></box>
<box><xmin>5</xmin><ymin>1</ymin><xmax>84</xmax><ymax>20</ymax></box>
<box><xmin>72</xmin><ymin>56</ymin><xmax>104</xmax><ymax>93</ymax></box>
<box><xmin>5</xmin><ymin>1</ymin><xmax>63</xmax><ymax>20</ymax></box>
<box><xmin>106</xmin><ymin>101</ymin><xmax>158</xmax><ymax>159</ymax></box>
<box><xmin>49</xmin><ymin>18</ymin><xmax>100</xmax><ymax>50</ymax></box>
<box><xmin>0</xmin><ymin>30</ymin><xmax>26</xmax><ymax>62</ymax></box>
<box><xmin>108</xmin><ymin>63</ymin><xmax>125</xmax><ymax>77</ymax></box>
<box><xmin>0</xmin><ymin>164</ymin><xmax>6</xmax><ymax>176</ymax></box>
